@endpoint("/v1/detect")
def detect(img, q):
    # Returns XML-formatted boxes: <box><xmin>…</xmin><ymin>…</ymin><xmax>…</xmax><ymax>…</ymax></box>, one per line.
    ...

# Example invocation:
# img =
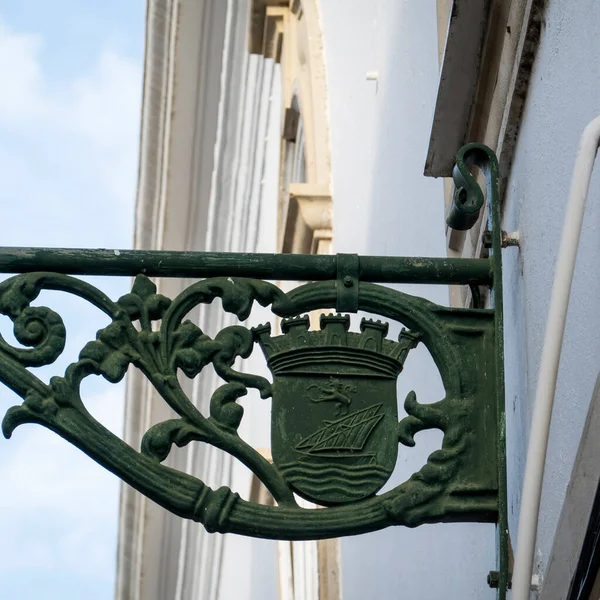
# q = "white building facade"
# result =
<box><xmin>117</xmin><ymin>1</ymin><xmax>600</xmax><ymax>599</ymax></box>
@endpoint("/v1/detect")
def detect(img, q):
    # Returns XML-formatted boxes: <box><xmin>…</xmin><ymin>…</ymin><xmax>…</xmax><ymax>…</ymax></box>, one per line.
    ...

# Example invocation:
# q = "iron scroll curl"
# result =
<box><xmin>0</xmin><ymin>272</ymin><xmax>499</xmax><ymax>540</ymax></box>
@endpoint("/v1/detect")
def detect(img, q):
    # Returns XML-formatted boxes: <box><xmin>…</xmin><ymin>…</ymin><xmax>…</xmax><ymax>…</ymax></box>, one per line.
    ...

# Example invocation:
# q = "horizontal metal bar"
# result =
<box><xmin>0</xmin><ymin>247</ymin><xmax>493</xmax><ymax>285</ymax></box>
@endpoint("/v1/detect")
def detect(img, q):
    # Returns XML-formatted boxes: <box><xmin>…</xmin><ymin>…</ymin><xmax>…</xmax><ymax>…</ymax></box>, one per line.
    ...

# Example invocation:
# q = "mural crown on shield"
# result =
<box><xmin>253</xmin><ymin>314</ymin><xmax>421</xmax><ymax>505</ymax></box>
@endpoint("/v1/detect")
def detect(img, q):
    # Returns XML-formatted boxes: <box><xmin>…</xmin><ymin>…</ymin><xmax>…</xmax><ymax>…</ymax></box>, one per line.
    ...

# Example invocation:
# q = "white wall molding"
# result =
<box><xmin>116</xmin><ymin>1</ymin><xmax>229</xmax><ymax>599</ymax></box>
<box><xmin>250</xmin><ymin>0</ymin><xmax>332</xmax><ymax>254</ymax></box>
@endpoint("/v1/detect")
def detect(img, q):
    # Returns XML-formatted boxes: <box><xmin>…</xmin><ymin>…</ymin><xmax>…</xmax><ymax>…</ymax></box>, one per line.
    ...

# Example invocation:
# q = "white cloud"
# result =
<box><xmin>0</xmin><ymin>385</ymin><xmax>125</xmax><ymax>577</ymax></box>
<box><xmin>0</xmin><ymin>21</ymin><xmax>140</xmax><ymax>144</ymax></box>
<box><xmin>67</xmin><ymin>50</ymin><xmax>141</xmax><ymax>152</ymax></box>
<box><xmin>0</xmin><ymin>20</ymin><xmax>141</xmax><ymax>247</ymax></box>
<box><xmin>0</xmin><ymin>13</ymin><xmax>141</xmax><ymax>593</ymax></box>
<box><xmin>0</xmin><ymin>23</ymin><xmax>43</xmax><ymax>121</ymax></box>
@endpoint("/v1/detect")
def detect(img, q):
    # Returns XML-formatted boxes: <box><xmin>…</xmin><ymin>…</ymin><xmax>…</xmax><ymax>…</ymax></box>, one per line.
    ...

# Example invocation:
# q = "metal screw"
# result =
<box><xmin>488</xmin><ymin>571</ymin><xmax>540</xmax><ymax>590</ymax></box>
<box><xmin>343</xmin><ymin>276</ymin><xmax>353</xmax><ymax>287</ymax></box>
<box><xmin>502</xmin><ymin>231</ymin><xmax>520</xmax><ymax>247</ymax></box>
<box><xmin>487</xmin><ymin>571</ymin><xmax>512</xmax><ymax>589</ymax></box>
<box><xmin>482</xmin><ymin>230</ymin><xmax>520</xmax><ymax>249</ymax></box>
<box><xmin>487</xmin><ymin>571</ymin><xmax>500</xmax><ymax>588</ymax></box>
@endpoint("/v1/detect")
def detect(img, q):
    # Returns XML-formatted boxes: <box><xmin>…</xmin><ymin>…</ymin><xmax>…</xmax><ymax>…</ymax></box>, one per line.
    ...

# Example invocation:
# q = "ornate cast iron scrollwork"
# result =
<box><xmin>0</xmin><ymin>143</ymin><xmax>509</xmax><ymax>597</ymax></box>
<box><xmin>0</xmin><ymin>271</ymin><xmax>499</xmax><ymax>539</ymax></box>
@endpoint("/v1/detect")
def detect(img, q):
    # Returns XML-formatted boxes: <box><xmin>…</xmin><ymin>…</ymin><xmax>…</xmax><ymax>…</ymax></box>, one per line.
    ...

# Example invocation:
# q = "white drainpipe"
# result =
<box><xmin>512</xmin><ymin>115</ymin><xmax>600</xmax><ymax>599</ymax></box>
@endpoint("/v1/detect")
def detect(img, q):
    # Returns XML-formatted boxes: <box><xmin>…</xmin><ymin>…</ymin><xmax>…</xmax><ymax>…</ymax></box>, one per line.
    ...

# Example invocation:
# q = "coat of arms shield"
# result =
<box><xmin>253</xmin><ymin>314</ymin><xmax>420</xmax><ymax>506</ymax></box>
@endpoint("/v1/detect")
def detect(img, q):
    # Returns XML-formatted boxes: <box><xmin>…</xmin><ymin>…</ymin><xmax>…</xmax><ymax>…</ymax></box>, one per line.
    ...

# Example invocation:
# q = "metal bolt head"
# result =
<box><xmin>343</xmin><ymin>276</ymin><xmax>353</xmax><ymax>287</ymax></box>
<box><xmin>487</xmin><ymin>571</ymin><xmax>515</xmax><ymax>590</ymax></box>
<box><xmin>487</xmin><ymin>571</ymin><xmax>500</xmax><ymax>588</ymax></box>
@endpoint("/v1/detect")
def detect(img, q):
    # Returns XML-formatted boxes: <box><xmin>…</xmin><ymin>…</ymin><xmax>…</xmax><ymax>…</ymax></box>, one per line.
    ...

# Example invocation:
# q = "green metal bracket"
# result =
<box><xmin>0</xmin><ymin>144</ymin><xmax>508</xmax><ymax>597</ymax></box>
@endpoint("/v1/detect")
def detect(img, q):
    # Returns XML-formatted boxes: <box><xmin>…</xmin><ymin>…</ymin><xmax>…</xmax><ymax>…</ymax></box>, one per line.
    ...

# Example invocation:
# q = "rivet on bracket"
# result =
<box><xmin>336</xmin><ymin>254</ymin><xmax>359</xmax><ymax>312</ymax></box>
<box><xmin>482</xmin><ymin>230</ymin><xmax>521</xmax><ymax>249</ymax></box>
<box><xmin>487</xmin><ymin>571</ymin><xmax>538</xmax><ymax>591</ymax></box>
<box><xmin>487</xmin><ymin>571</ymin><xmax>511</xmax><ymax>590</ymax></box>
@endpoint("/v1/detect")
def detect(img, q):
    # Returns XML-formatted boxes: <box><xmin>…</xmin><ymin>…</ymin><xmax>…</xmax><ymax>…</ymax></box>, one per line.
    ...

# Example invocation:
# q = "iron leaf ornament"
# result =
<box><xmin>0</xmin><ymin>142</ymin><xmax>508</xmax><ymax>600</ymax></box>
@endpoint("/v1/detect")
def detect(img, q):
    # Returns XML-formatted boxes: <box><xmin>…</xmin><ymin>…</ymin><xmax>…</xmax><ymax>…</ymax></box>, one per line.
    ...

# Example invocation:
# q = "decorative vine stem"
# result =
<box><xmin>145</xmin><ymin>375</ymin><xmax>296</xmax><ymax>506</ymax></box>
<box><xmin>0</xmin><ymin>271</ymin><xmax>501</xmax><ymax>540</ymax></box>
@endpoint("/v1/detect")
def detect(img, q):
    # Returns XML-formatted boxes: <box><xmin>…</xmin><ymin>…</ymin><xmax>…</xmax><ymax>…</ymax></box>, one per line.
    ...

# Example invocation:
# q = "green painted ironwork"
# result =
<box><xmin>446</xmin><ymin>143</ymin><xmax>487</xmax><ymax>230</ymax></box>
<box><xmin>0</xmin><ymin>144</ymin><xmax>509</xmax><ymax>597</ymax></box>
<box><xmin>0</xmin><ymin>248</ymin><xmax>492</xmax><ymax>284</ymax></box>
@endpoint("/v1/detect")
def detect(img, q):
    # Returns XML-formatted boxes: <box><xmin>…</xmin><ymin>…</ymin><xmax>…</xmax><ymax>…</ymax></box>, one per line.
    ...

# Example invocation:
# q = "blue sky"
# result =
<box><xmin>0</xmin><ymin>2</ymin><xmax>144</xmax><ymax>598</ymax></box>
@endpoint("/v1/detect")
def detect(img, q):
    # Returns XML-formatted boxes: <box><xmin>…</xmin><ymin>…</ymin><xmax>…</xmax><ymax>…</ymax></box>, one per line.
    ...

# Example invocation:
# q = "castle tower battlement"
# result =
<box><xmin>252</xmin><ymin>314</ymin><xmax>421</xmax><ymax>378</ymax></box>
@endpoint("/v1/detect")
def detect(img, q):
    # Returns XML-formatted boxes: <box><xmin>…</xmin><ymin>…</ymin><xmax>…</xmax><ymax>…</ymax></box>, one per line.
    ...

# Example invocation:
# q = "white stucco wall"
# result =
<box><xmin>502</xmin><ymin>0</ymin><xmax>600</xmax><ymax>582</ymax></box>
<box><xmin>319</xmin><ymin>1</ymin><xmax>496</xmax><ymax>598</ymax></box>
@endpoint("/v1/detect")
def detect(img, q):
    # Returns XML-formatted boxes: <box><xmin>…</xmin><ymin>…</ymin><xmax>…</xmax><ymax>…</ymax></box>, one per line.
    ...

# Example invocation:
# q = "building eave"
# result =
<box><xmin>424</xmin><ymin>0</ymin><xmax>491</xmax><ymax>177</ymax></box>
